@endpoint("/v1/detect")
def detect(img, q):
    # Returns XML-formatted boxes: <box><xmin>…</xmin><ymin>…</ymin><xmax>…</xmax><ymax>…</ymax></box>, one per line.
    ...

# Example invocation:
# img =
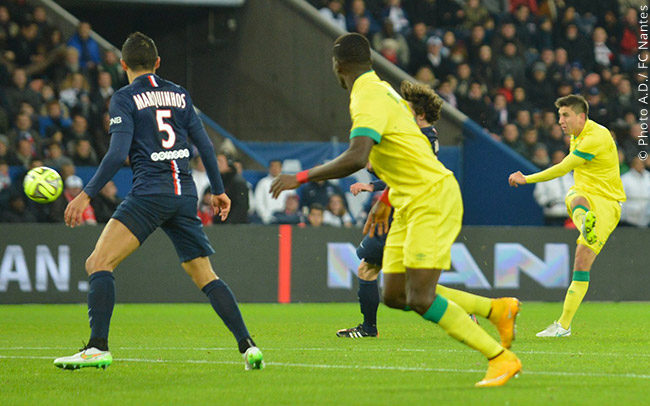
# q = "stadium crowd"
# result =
<box><xmin>0</xmin><ymin>0</ymin><xmax>648</xmax><ymax>227</ymax></box>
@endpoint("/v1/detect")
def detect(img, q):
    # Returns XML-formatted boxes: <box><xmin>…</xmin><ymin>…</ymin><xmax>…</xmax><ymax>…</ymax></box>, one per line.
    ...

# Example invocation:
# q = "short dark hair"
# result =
<box><xmin>309</xmin><ymin>203</ymin><xmax>324</xmax><ymax>213</ymax></box>
<box><xmin>400</xmin><ymin>81</ymin><xmax>443</xmax><ymax>124</ymax></box>
<box><xmin>333</xmin><ymin>33</ymin><xmax>371</xmax><ymax>67</ymax></box>
<box><xmin>555</xmin><ymin>94</ymin><xmax>589</xmax><ymax>117</ymax></box>
<box><xmin>121</xmin><ymin>32</ymin><xmax>158</xmax><ymax>71</ymax></box>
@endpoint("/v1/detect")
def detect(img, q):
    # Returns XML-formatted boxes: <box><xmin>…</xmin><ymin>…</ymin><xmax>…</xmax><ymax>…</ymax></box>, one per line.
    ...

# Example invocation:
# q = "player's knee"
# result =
<box><xmin>405</xmin><ymin>292</ymin><xmax>435</xmax><ymax>315</ymax></box>
<box><xmin>572</xmin><ymin>196</ymin><xmax>590</xmax><ymax>210</ymax></box>
<box><xmin>382</xmin><ymin>291</ymin><xmax>405</xmax><ymax>309</ymax></box>
<box><xmin>85</xmin><ymin>252</ymin><xmax>112</xmax><ymax>274</ymax></box>
<box><xmin>358</xmin><ymin>262</ymin><xmax>380</xmax><ymax>281</ymax></box>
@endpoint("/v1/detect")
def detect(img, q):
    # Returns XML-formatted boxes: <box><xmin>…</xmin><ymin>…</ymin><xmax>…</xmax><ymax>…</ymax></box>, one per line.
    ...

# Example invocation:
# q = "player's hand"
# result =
<box><xmin>363</xmin><ymin>199</ymin><xmax>391</xmax><ymax>237</ymax></box>
<box><xmin>64</xmin><ymin>191</ymin><xmax>91</xmax><ymax>228</ymax></box>
<box><xmin>270</xmin><ymin>174</ymin><xmax>300</xmax><ymax>199</ymax></box>
<box><xmin>211</xmin><ymin>193</ymin><xmax>231</xmax><ymax>221</ymax></box>
<box><xmin>508</xmin><ymin>171</ymin><xmax>527</xmax><ymax>187</ymax></box>
<box><xmin>350</xmin><ymin>182</ymin><xmax>374</xmax><ymax>196</ymax></box>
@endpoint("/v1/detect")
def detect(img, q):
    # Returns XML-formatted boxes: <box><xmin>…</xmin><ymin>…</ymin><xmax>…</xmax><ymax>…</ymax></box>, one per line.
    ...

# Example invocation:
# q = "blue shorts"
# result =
<box><xmin>112</xmin><ymin>194</ymin><xmax>215</xmax><ymax>263</ymax></box>
<box><xmin>356</xmin><ymin>231</ymin><xmax>387</xmax><ymax>267</ymax></box>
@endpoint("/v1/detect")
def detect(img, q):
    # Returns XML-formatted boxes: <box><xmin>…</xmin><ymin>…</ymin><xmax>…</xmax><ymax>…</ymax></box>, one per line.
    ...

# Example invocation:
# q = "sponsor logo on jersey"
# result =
<box><xmin>150</xmin><ymin>148</ymin><xmax>190</xmax><ymax>162</ymax></box>
<box><xmin>109</xmin><ymin>116</ymin><xmax>122</xmax><ymax>125</ymax></box>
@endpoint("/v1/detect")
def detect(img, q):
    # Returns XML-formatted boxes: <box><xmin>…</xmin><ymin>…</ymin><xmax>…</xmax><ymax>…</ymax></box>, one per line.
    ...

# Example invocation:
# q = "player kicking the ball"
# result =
<box><xmin>54</xmin><ymin>32</ymin><xmax>263</xmax><ymax>371</ymax></box>
<box><xmin>337</xmin><ymin>81</ymin><xmax>520</xmax><ymax>352</ymax></box>
<box><xmin>271</xmin><ymin>33</ymin><xmax>521</xmax><ymax>387</ymax></box>
<box><xmin>509</xmin><ymin>94</ymin><xmax>625</xmax><ymax>338</ymax></box>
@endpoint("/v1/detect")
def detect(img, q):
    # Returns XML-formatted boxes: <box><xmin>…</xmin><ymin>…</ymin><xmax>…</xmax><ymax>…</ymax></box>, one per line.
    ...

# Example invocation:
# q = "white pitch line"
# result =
<box><xmin>1</xmin><ymin>346</ymin><xmax>649</xmax><ymax>358</ymax></box>
<box><xmin>1</xmin><ymin>354</ymin><xmax>649</xmax><ymax>380</ymax></box>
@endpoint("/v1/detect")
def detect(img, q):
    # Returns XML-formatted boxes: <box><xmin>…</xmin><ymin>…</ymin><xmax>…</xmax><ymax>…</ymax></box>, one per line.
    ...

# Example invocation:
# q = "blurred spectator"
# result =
<box><xmin>0</xmin><ymin>6</ymin><xmax>19</xmax><ymax>50</ymax></box>
<box><xmin>424</xmin><ymin>36</ymin><xmax>453</xmax><ymax>79</ymax></box>
<box><xmin>64</xmin><ymin>114</ymin><xmax>91</xmax><ymax>153</ymax></box>
<box><xmin>214</xmin><ymin>153</ymin><xmax>249</xmax><ymax>224</ymax></box>
<box><xmin>254</xmin><ymin>159</ymin><xmax>296</xmax><ymax>224</ymax></box>
<box><xmin>300</xmin><ymin>179</ymin><xmax>346</xmax><ymax>210</ymax></box>
<box><xmin>513</xmin><ymin>109</ymin><xmax>533</xmax><ymax>135</ymax></box>
<box><xmin>306</xmin><ymin>203</ymin><xmax>325</xmax><ymax>227</ymax></box>
<box><xmin>8</xmin><ymin>112</ymin><xmax>41</xmax><ymax>154</ymax></box>
<box><xmin>618</xmin><ymin>8</ymin><xmax>640</xmax><ymax>72</ymax></box>
<box><xmin>39</xmin><ymin>100</ymin><xmax>72</xmax><ymax>138</ymax></box>
<box><xmin>90</xmin><ymin>71</ymin><xmax>114</xmax><ymax>115</ymax></box>
<box><xmin>0</xmin><ymin>157</ymin><xmax>10</xmax><ymax>192</ymax></box>
<box><xmin>495</xmin><ymin>41</ymin><xmax>525</xmax><ymax>85</ymax></box>
<box><xmin>67</xmin><ymin>21</ymin><xmax>101</xmax><ymax>70</ymax></box>
<box><xmin>191</xmin><ymin>156</ymin><xmax>210</xmax><ymax>207</ymax></box>
<box><xmin>91</xmin><ymin>180</ymin><xmax>121</xmax><ymax>223</ymax></box>
<box><xmin>0</xmin><ymin>134</ymin><xmax>20</xmax><ymax>165</ymax></box>
<box><xmin>520</xmin><ymin>127</ymin><xmax>540</xmax><ymax>161</ymax></box>
<box><xmin>59</xmin><ymin>72</ymin><xmax>91</xmax><ymax>112</ymax></box>
<box><xmin>436</xmin><ymin>79</ymin><xmax>457</xmax><ymax>108</ymax></box>
<box><xmin>621</xmin><ymin>124</ymin><xmax>647</xmax><ymax>164</ymax></box>
<box><xmin>473</xmin><ymin>45</ymin><xmax>497</xmax><ymax>90</ymax></box>
<box><xmin>501</xmin><ymin>123</ymin><xmax>525</xmax><ymax>156</ymax></box>
<box><xmin>99</xmin><ymin>50</ymin><xmax>127</xmax><ymax>89</ymax></box>
<box><xmin>92</xmin><ymin>112</ymin><xmax>111</xmax><ymax>158</ymax></box>
<box><xmin>42</xmin><ymin>139</ymin><xmax>73</xmax><ymax>170</ymax></box>
<box><xmin>454</xmin><ymin>63</ymin><xmax>473</xmax><ymax>100</ymax></box>
<box><xmin>323</xmin><ymin>193</ymin><xmax>354</xmax><ymax>228</ymax></box>
<box><xmin>15</xmin><ymin>137</ymin><xmax>37</xmax><ymax>168</ymax></box>
<box><xmin>534</xmin><ymin>17</ymin><xmax>553</xmax><ymax>51</ymax></box>
<box><xmin>466</xmin><ymin>25</ymin><xmax>487</xmax><ymax>67</ymax></box>
<box><xmin>620</xmin><ymin>157</ymin><xmax>650</xmax><ymax>227</ymax></box>
<box><xmin>406</xmin><ymin>21</ymin><xmax>428</xmax><ymax>74</ymax></box>
<box><xmin>458</xmin><ymin>81</ymin><xmax>488</xmax><ymax>125</ymax></box>
<box><xmin>592</xmin><ymin>27</ymin><xmax>614</xmax><ymax>71</ymax></box>
<box><xmin>0</xmin><ymin>191</ymin><xmax>37</xmax><ymax>223</ymax></box>
<box><xmin>463</xmin><ymin>0</ymin><xmax>490</xmax><ymax>31</ymax></box>
<box><xmin>5</xmin><ymin>68</ymin><xmax>41</xmax><ymax>116</ymax></box>
<box><xmin>527</xmin><ymin>62</ymin><xmax>555</xmax><ymax>107</ymax></box>
<box><xmin>8</xmin><ymin>21</ymin><xmax>39</xmax><ymax>67</ymax></box>
<box><xmin>71</xmin><ymin>138</ymin><xmax>98</xmax><ymax>166</ymax></box>
<box><xmin>585</xmin><ymin>87</ymin><xmax>613</xmax><ymax>126</ymax></box>
<box><xmin>272</xmin><ymin>194</ymin><xmax>305</xmax><ymax>225</ymax></box>
<box><xmin>346</xmin><ymin>0</ymin><xmax>380</xmax><ymax>35</ymax></box>
<box><xmin>558</xmin><ymin>23</ymin><xmax>593</xmax><ymax>71</ymax></box>
<box><xmin>319</xmin><ymin>0</ymin><xmax>346</xmax><ymax>31</ymax></box>
<box><xmin>533</xmin><ymin>151</ymin><xmax>575</xmax><ymax>226</ymax></box>
<box><xmin>545</xmin><ymin>123</ymin><xmax>568</xmax><ymax>154</ymax></box>
<box><xmin>486</xmin><ymin>93</ymin><xmax>509</xmax><ymax>134</ymax></box>
<box><xmin>413</xmin><ymin>66</ymin><xmax>436</xmax><ymax>89</ymax></box>
<box><xmin>372</xmin><ymin>19</ymin><xmax>409</xmax><ymax>69</ymax></box>
<box><xmin>380</xmin><ymin>0</ymin><xmax>410</xmax><ymax>36</ymax></box>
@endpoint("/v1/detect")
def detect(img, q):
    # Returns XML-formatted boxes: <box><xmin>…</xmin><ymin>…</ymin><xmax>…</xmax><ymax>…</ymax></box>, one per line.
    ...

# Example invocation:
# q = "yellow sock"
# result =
<box><xmin>423</xmin><ymin>295</ymin><xmax>503</xmax><ymax>359</ymax></box>
<box><xmin>572</xmin><ymin>205</ymin><xmax>588</xmax><ymax>229</ymax></box>
<box><xmin>558</xmin><ymin>271</ymin><xmax>590</xmax><ymax>329</ymax></box>
<box><xmin>436</xmin><ymin>285</ymin><xmax>491</xmax><ymax>318</ymax></box>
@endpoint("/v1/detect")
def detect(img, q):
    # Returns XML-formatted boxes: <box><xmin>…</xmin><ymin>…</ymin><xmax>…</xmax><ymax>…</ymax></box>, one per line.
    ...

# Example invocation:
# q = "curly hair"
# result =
<box><xmin>400</xmin><ymin>81</ymin><xmax>443</xmax><ymax>124</ymax></box>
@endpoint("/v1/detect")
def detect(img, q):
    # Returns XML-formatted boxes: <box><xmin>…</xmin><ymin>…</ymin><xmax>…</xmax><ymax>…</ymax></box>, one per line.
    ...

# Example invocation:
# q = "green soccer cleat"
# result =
<box><xmin>582</xmin><ymin>211</ymin><xmax>597</xmax><ymax>245</ymax></box>
<box><xmin>243</xmin><ymin>346</ymin><xmax>264</xmax><ymax>371</ymax></box>
<box><xmin>54</xmin><ymin>347</ymin><xmax>112</xmax><ymax>370</ymax></box>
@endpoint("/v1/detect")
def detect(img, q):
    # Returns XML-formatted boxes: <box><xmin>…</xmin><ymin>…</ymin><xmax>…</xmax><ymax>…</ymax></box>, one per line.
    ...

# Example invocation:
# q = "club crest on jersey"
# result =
<box><xmin>150</xmin><ymin>148</ymin><xmax>190</xmax><ymax>162</ymax></box>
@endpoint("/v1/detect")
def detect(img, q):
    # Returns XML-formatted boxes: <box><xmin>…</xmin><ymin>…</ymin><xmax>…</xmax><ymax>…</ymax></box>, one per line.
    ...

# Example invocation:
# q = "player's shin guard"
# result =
<box><xmin>358</xmin><ymin>279</ymin><xmax>379</xmax><ymax>333</ymax></box>
<box><xmin>423</xmin><ymin>295</ymin><xmax>503</xmax><ymax>359</ymax></box>
<box><xmin>558</xmin><ymin>271</ymin><xmax>590</xmax><ymax>330</ymax></box>
<box><xmin>435</xmin><ymin>285</ymin><xmax>491</xmax><ymax>318</ymax></box>
<box><xmin>87</xmin><ymin>271</ymin><xmax>115</xmax><ymax>351</ymax></box>
<box><xmin>202</xmin><ymin>279</ymin><xmax>252</xmax><ymax>351</ymax></box>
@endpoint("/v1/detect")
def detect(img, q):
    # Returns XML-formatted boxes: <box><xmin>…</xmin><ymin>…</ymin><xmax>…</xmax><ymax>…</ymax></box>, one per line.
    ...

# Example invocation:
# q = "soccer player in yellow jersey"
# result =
<box><xmin>271</xmin><ymin>33</ymin><xmax>522</xmax><ymax>387</ymax></box>
<box><xmin>509</xmin><ymin>94</ymin><xmax>626</xmax><ymax>337</ymax></box>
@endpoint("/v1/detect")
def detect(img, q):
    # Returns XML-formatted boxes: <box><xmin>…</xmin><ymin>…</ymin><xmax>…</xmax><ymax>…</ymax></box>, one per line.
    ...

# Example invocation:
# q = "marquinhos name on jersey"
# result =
<box><xmin>132</xmin><ymin>91</ymin><xmax>187</xmax><ymax>110</ymax></box>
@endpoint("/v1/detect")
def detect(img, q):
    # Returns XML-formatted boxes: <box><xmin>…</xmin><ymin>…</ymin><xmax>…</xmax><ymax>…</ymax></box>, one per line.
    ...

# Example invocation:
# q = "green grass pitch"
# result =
<box><xmin>1</xmin><ymin>302</ymin><xmax>649</xmax><ymax>405</ymax></box>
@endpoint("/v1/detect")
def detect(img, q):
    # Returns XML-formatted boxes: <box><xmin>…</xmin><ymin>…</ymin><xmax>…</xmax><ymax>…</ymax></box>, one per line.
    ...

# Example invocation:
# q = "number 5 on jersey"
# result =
<box><xmin>156</xmin><ymin>109</ymin><xmax>175</xmax><ymax>149</ymax></box>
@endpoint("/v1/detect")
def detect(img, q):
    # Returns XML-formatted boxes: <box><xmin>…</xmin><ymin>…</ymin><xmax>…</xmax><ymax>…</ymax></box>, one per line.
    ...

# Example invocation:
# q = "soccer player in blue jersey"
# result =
<box><xmin>336</xmin><ymin>81</ymin><xmax>519</xmax><ymax>343</ymax></box>
<box><xmin>53</xmin><ymin>32</ymin><xmax>263</xmax><ymax>371</ymax></box>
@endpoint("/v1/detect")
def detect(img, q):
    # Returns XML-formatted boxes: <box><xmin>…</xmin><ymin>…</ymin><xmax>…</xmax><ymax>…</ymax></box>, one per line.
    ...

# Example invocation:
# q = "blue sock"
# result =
<box><xmin>202</xmin><ymin>279</ymin><xmax>253</xmax><ymax>353</ymax></box>
<box><xmin>87</xmin><ymin>271</ymin><xmax>115</xmax><ymax>350</ymax></box>
<box><xmin>358</xmin><ymin>278</ymin><xmax>379</xmax><ymax>333</ymax></box>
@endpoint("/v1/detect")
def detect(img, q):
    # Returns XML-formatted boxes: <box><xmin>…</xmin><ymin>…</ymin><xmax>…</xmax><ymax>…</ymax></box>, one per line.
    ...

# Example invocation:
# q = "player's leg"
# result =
<box><xmin>54</xmin><ymin>218</ymin><xmax>140</xmax><ymax>370</ymax></box>
<box><xmin>167</xmin><ymin>195</ymin><xmax>262</xmax><ymax>370</ymax></box>
<box><xmin>435</xmin><ymin>285</ymin><xmax>520</xmax><ymax>348</ymax></box>
<box><xmin>336</xmin><ymin>260</ymin><xmax>381</xmax><ymax>337</ymax></box>
<box><xmin>568</xmin><ymin>191</ymin><xmax>597</xmax><ymax>245</ymax></box>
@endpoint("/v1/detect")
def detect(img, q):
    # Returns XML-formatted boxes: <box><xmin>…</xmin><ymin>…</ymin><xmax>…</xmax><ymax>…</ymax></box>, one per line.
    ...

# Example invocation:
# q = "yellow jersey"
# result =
<box><xmin>348</xmin><ymin>71</ymin><xmax>452</xmax><ymax>208</ymax></box>
<box><xmin>570</xmin><ymin>119</ymin><xmax>626</xmax><ymax>201</ymax></box>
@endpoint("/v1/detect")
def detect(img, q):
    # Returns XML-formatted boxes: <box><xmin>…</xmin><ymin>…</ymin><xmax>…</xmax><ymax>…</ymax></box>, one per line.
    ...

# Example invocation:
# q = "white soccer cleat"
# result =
<box><xmin>54</xmin><ymin>347</ymin><xmax>113</xmax><ymax>370</ymax></box>
<box><xmin>536</xmin><ymin>321</ymin><xmax>571</xmax><ymax>337</ymax></box>
<box><xmin>243</xmin><ymin>346</ymin><xmax>264</xmax><ymax>370</ymax></box>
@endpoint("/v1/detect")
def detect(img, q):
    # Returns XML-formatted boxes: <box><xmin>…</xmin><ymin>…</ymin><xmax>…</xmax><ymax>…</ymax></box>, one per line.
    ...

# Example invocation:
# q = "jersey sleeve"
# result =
<box><xmin>572</xmin><ymin>133</ymin><xmax>604</xmax><ymax>161</ymax></box>
<box><xmin>349</xmin><ymin>91</ymin><xmax>387</xmax><ymax>144</ymax></box>
<box><xmin>108</xmin><ymin>91</ymin><xmax>134</xmax><ymax>135</ymax></box>
<box><xmin>525</xmin><ymin>153</ymin><xmax>585</xmax><ymax>184</ymax></box>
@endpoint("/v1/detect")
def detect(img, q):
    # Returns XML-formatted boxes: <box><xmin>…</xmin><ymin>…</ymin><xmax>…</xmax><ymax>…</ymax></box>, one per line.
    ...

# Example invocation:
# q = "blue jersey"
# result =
<box><xmin>108</xmin><ymin>74</ymin><xmax>202</xmax><ymax>196</ymax></box>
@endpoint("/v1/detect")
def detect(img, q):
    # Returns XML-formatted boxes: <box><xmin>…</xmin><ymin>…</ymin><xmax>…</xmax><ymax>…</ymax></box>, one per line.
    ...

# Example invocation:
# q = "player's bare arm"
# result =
<box><xmin>363</xmin><ymin>196</ymin><xmax>391</xmax><ymax>238</ymax></box>
<box><xmin>270</xmin><ymin>136</ymin><xmax>375</xmax><ymax>198</ymax></box>
<box><xmin>350</xmin><ymin>182</ymin><xmax>374</xmax><ymax>196</ymax></box>
<box><xmin>211</xmin><ymin>193</ymin><xmax>231</xmax><ymax>221</ymax></box>
<box><xmin>64</xmin><ymin>191</ymin><xmax>91</xmax><ymax>228</ymax></box>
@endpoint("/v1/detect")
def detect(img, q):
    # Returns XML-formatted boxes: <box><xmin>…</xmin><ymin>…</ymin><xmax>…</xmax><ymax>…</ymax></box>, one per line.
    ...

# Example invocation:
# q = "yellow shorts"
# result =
<box><xmin>565</xmin><ymin>186</ymin><xmax>621</xmax><ymax>255</ymax></box>
<box><xmin>383</xmin><ymin>176</ymin><xmax>463</xmax><ymax>273</ymax></box>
